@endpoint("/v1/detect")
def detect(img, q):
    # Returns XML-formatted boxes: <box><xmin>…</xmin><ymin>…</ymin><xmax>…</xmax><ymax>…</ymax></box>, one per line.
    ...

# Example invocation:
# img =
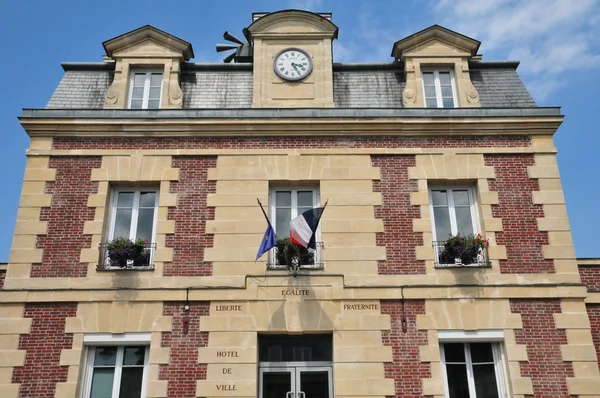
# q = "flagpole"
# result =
<box><xmin>257</xmin><ymin>198</ymin><xmax>273</xmax><ymax>229</ymax></box>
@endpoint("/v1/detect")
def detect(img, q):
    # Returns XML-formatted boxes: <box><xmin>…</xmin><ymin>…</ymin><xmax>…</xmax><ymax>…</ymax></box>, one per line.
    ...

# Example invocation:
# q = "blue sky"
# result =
<box><xmin>0</xmin><ymin>0</ymin><xmax>598</xmax><ymax>260</ymax></box>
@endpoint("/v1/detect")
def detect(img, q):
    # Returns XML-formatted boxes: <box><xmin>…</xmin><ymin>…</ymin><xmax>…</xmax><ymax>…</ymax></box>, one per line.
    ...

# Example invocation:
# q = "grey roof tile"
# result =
<box><xmin>333</xmin><ymin>70</ymin><xmax>404</xmax><ymax>108</ymax></box>
<box><xmin>470</xmin><ymin>67</ymin><xmax>537</xmax><ymax>107</ymax></box>
<box><xmin>181</xmin><ymin>71</ymin><xmax>252</xmax><ymax>108</ymax></box>
<box><xmin>46</xmin><ymin>71</ymin><xmax>113</xmax><ymax>109</ymax></box>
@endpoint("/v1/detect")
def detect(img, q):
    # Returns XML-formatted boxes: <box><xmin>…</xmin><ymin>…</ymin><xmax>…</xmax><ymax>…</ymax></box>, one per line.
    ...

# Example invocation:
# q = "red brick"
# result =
<box><xmin>34</xmin><ymin>157</ymin><xmax>101</xmax><ymax>278</ymax></box>
<box><xmin>164</xmin><ymin>157</ymin><xmax>216</xmax><ymax>277</ymax></box>
<box><xmin>486</xmin><ymin>155</ymin><xmax>554</xmax><ymax>274</ymax></box>
<box><xmin>373</xmin><ymin>156</ymin><xmax>424</xmax><ymax>274</ymax></box>
<box><xmin>587</xmin><ymin>304</ymin><xmax>600</xmax><ymax>369</ymax></box>
<box><xmin>381</xmin><ymin>300</ymin><xmax>430</xmax><ymax>397</ymax></box>
<box><xmin>160</xmin><ymin>302</ymin><xmax>209</xmax><ymax>398</ymax></box>
<box><xmin>52</xmin><ymin>135</ymin><xmax>531</xmax><ymax>150</ymax></box>
<box><xmin>510</xmin><ymin>299</ymin><xmax>573</xmax><ymax>397</ymax></box>
<box><xmin>579</xmin><ymin>266</ymin><xmax>600</xmax><ymax>291</ymax></box>
<box><xmin>12</xmin><ymin>303</ymin><xmax>77</xmax><ymax>398</ymax></box>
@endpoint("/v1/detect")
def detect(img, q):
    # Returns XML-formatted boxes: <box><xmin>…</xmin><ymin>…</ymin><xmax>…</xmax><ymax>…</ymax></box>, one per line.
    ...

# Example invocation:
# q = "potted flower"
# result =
<box><xmin>439</xmin><ymin>233</ymin><xmax>490</xmax><ymax>265</ymax></box>
<box><xmin>274</xmin><ymin>237</ymin><xmax>314</xmax><ymax>267</ymax></box>
<box><xmin>106</xmin><ymin>237</ymin><xmax>148</xmax><ymax>267</ymax></box>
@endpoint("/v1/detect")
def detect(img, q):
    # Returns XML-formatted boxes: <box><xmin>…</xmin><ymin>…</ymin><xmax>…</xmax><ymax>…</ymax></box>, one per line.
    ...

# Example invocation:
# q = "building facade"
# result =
<box><xmin>1</xmin><ymin>9</ymin><xmax>600</xmax><ymax>398</ymax></box>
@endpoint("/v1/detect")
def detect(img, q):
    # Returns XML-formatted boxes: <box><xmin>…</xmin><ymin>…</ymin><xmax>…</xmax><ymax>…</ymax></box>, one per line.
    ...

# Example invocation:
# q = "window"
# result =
<box><xmin>128</xmin><ymin>70</ymin><xmax>162</xmax><ymax>109</ymax></box>
<box><xmin>269</xmin><ymin>187</ymin><xmax>321</xmax><ymax>268</ymax></box>
<box><xmin>101</xmin><ymin>188</ymin><xmax>158</xmax><ymax>269</ymax></box>
<box><xmin>429</xmin><ymin>187</ymin><xmax>478</xmax><ymax>241</ymax></box>
<box><xmin>422</xmin><ymin>70</ymin><xmax>456</xmax><ymax>108</ymax></box>
<box><xmin>440</xmin><ymin>342</ymin><xmax>507</xmax><ymax>398</ymax></box>
<box><xmin>82</xmin><ymin>334</ymin><xmax>150</xmax><ymax>398</ymax></box>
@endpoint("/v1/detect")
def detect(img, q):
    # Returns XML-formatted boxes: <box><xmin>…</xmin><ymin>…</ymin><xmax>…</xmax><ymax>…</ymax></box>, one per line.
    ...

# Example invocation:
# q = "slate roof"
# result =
<box><xmin>45</xmin><ymin>61</ymin><xmax>536</xmax><ymax>109</ymax></box>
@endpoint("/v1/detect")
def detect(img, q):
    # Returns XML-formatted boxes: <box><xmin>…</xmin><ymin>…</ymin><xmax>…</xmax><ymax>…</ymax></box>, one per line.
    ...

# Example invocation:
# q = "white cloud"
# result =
<box><xmin>288</xmin><ymin>0</ymin><xmax>323</xmax><ymax>11</ymax></box>
<box><xmin>434</xmin><ymin>0</ymin><xmax>600</xmax><ymax>101</ymax></box>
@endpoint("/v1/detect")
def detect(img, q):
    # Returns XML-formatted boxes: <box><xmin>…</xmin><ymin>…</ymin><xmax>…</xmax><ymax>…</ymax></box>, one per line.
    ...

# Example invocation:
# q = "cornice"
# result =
<box><xmin>20</xmin><ymin>108</ymin><xmax>564</xmax><ymax>137</ymax></box>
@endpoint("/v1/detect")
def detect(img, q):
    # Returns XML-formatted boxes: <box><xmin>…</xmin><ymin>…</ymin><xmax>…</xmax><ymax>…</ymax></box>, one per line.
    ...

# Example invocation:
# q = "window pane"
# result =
<box><xmin>431</xmin><ymin>190</ymin><xmax>448</xmax><ymax>206</ymax></box>
<box><xmin>130</xmin><ymin>100</ymin><xmax>143</xmax><ymax>109</ymax></box>
<box><xmin>276</xmin><ymin>191</ymin><xmax>291</xmax><ymax>207</ymax></box>
<box><xmin>425</xmin><ymin>86</ymin><xmax>436</xmax><ymax>98</ymax></box>
<box><xmin>139</xmin><ymin>192</ymin><xmax>156</xmax><ymax>208</ymax></box>
<box><xmin>117</xmin><ymin>192</ymin><xmax>134</xmax><ymax>208</ymax></box>
<box><xmin>147</xmin><ymin>100</ymin><xmax>160</xmax><ymax>109</ymax></box>
<box><xmin>444</xmin><ymin>343</ymin><xmax>465</xmax><ymax>362</ymax></box>
<box><xmin>433</xmin><ymin>207</ymin><xmax>452</xmax><ymax>240</ymax></box>
<box><xmin>455</xmin><ymin>207</ymin><xmax>474</xmax><ymax>236</ymax></box>
<box><xmin>119</xmin><ymin>367</ymin><xmax>144</xmax><ymax>398</ymax></box>
<box><xmin>441</xmin><ymin>86</ymin><xmax>453</xmax><ymax>98</ymax></box>
<box><xmin>297</xmin><ymin>207</ymin><xmax>312</xmax><ymax>216</ymax></box>
<box><xmin>114</xmin><ymin>209</ymin><xmax>132</xmax><ymax>238</ymax></box>
<box><xmin>473</xmin><ymin>364</ymin><xmax>500</xmax><ymax>398</ymax></box>
<box><xmin>136</xmin><ymin>209</ymin><xmax>154</xmax><ymax>241</ymax></box>
<box><xmin>452</xmin><ymin>190</ymin><xmax>470</xmax><ymax>206</ymax></box>
<box><xmin>446</xmin><ymin>364</ymin><xmax>470</xmax><ymax>398</ymax></box>
<box><xmin>276</xmin><ymin>208</ymin><xmax>291</xmax><ymax>237</ymax></box>
<box><xmin>94</xmin><ymin>347</ymin><xmax>117</xmax><ymax>366</ymax></box>
<box><xmin>133</xmin><ymin>73</ymin><xmax>146</xmax><ymax>87</ymax></box>
<box><xmin>442</xmin><ymin>98</ymin><xmax>455</xmax><ymax>108</ymax></box>
<box><xmin>297</xmin><ymin>191</ymin><xmax>313</xmax><ymax>207</ymax></box>
<box><xmin>90</xmin><ymin>368</ymin><xmax>115</xmax><ymax>398</ymax></box>
<box><xmin>438</xmin><ymin>72</ymin><xmax>451</xmax><ymax>85</ymax></box>
<box><xmin>123</xmin><ymin>346</ymin><xmax>146</xmax><ymax>366</ymax></box>
<box><xmin>426</xmin><ymin>98</ymin><xmax>438</xmax><ymax>108</ymax></box>
<box><xmin>149</xmin><ymin>88</ymin><xmax>161</xmax><ymax>99</ymax></box>
<box><xmin>150</xmin><ymin>73</ymin><xmax>162</xmax><ymax>86</ymax></box>
<box><xmin>422</xmin><ymin>72</ymin><xmax>434</xmax><ymax>85</ymax></box>
<box><xmin>471</xmin><ymin>343</ymin><xmax>494</xmax><ymax>363</ymax></box>
<box><xmin>131</xmin><ymin>87</ymin><xmax>144</xmax><ymax>99</ymax></box>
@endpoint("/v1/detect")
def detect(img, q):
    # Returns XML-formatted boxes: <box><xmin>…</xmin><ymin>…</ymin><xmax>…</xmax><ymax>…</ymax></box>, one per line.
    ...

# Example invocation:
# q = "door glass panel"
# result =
<box><xmin>299</xmin><ymin>371</ymin><xmax>329</xmax><ymax>398</ymax></box>
<box><xmin>89</xmin><ymin>368</ymin><xmax>115</xmax><ymax>398</ymax></box>
<box><xmin>259</xmin><ymin>335</ymin><xmax>332</xmax><ymax>362</ymax></box>
<box><xmin>263</xmin><ymin>372</ymin><xmax>292</xmax><ymax>398</ymax></box>
<box><xmin>446</xmin><ymin>363</ymin><xmax>470</xmax><ymax>398</ymax></box>
<box><xmin>473</xmin><ymin>364</ymin><xmax>500</xmax><ymax>398</ymax></box>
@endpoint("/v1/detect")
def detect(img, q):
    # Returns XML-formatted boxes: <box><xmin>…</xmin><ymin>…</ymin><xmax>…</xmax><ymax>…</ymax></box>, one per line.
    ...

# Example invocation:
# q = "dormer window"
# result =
<box><xmin>422</xmin><ymin>70</ymin><xmax>457</xmax><ymax>108</ymax></box>
<box><xmin>128</xmin><ymin>70</ymin><xmax>163</xmax><ymax>109</ymax></box>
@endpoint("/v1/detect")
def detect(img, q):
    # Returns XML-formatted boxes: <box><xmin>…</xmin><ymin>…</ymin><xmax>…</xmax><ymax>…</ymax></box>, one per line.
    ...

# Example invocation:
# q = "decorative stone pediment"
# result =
<box><xmin>392</xmin><ymin>25</ymin><xmax>479</xmax><ymax>60</ymax></box>
<box><xmin>103</xmin><ymin>25</ymin><xmax>193</xmax><ymax>61</ymax></box>
<box><xmin>247</xmin><ymin>9</ymin><xmax>338</xmax><ymax>39</ymax></box>
<box><xmin>101</xmin><ymin>25</ymin><xmax>193</xmax><ymax>110</ymax></box>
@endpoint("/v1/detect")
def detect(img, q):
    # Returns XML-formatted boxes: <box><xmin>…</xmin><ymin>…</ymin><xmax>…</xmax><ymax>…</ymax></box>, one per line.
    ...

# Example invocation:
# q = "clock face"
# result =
<box><xmin>273</xmin><ymin>47</ymin><xmax>313</xmax><ymax>81</ymax></box>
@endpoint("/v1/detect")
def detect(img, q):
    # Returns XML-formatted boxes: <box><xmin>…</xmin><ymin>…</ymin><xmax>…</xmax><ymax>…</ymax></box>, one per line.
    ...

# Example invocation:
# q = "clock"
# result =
<box><xmin>273</xmin><ymin>47</ymin><xmax>313</xmax><ymax>81</ymax></box>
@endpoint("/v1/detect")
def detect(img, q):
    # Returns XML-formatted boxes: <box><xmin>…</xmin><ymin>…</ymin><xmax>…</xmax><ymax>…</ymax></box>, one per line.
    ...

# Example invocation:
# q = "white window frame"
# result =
<box><xmin>108</xmin><ymin>188</ymin><xmax>159</xmax><ymax>243</ymax></box>
<box><xmin>269</xmin><ymin>186</ymin><xmax>321</xmax><ymax>268</ymax></box>
<box><xmin>438</xmin><ymin>330</ymin><xmax>510</xmax><ymax>398</ymax></box>
<box><xmin>428</xmin><ymin>186</ymin><xmax>480</xmax><ymax>242</ymax></box>
<box><xmin>127</xmin><ymin>70</ymin><xmax>163</xmax><ymax>109</ymax></box>
<box><xmin>421</xmin><ymin>68</ymin><xmax>458</xmax><ymax>108</ymax></box>
<box><xmin>81</xmin><ymin>333</ymin><xmax>151</xmax><ymax>398</ymax></box>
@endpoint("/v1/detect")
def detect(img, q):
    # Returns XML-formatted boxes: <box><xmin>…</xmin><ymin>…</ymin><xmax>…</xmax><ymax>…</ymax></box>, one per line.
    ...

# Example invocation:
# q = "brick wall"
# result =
<box><xmin>160</xmin><ymin>302</ymin><xmax>209</xmax><ymax>398</ymax></box>
<box><xmin>33</xmin><ymin>157</ymin><xmax>101</xmax><ymax>278</ymax></box>
<box><xmin>373</xmin><ymin>156</ymin><xmax>424</xmax><ymax>274</ymax></box>
<box><xmin>12</xmin><ymin>303</ymin><xmax>77</xmax><ymax>398</ymax></box>
<box><xmin>579</xmin><ymin>266</ymin><xmax>600</xmax><ymax>291</ymax></box>
<box><xmin>52</xmin><ymin>135</ymin><xmax>531</xmax><ymax>150</ymax></box>
<box><xmin>485</xmin><ymin>155</ymin><xmax>554</xmax><ymax>273</ymax></box>
<box><xmin>510</xmin><ymin>299</ymin><xmax>573</xmax><ymax>397</ymax></box>
<box><xmin>381</xmin><ymin>300</ymin><xmax>430</xmax><ymax>397</ymax></box>
<box><xmin>164</xmin><ymin>157</ymin><xmax>216</xmax><ymax>276</ymax></box>
<box><xmin>587</xmin><ymin>304</ymin><xmax>600</xmax><ymax>369</ymax></box>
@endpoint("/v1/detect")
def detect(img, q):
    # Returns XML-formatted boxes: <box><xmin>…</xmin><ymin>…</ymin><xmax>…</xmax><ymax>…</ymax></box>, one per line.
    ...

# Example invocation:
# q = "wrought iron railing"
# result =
<box><xmin>97</xmin><ymin>242</ymin><xmax>156</xmax><ymax>270</ymax></box>
<box><xmin>433</xmin><ymin>241</ymin><xmax>490</xmax><ymax>268</ymax></box>
<box><xmin>268</xmin><ymin>242</ymin><xmax>324</xmax><ymax>270</ymax></box>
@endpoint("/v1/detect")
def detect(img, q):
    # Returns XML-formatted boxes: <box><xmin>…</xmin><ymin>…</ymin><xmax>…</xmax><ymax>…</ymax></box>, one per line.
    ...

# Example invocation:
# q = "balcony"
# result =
<box><xmin>433</xmin><ymin>241</ymin><xmax>490</xmax><ymax>268</ymax></box>
<box><xmin>268</xmin><ymin>242</ymin><xmax>323</xmax><ymax>270</ymax></box>
<box><xmin>97</xmin><ymin>242</ymin><xmax>156</xmax><ymax>271</ymax></box>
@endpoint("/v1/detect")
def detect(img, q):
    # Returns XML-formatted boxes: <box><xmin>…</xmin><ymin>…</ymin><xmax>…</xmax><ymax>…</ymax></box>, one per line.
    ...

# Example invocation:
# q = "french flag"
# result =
<box><xmin>289</xmin><ymin>204</ymin><xmax>327</xmax><ymax>249</ymax></box>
